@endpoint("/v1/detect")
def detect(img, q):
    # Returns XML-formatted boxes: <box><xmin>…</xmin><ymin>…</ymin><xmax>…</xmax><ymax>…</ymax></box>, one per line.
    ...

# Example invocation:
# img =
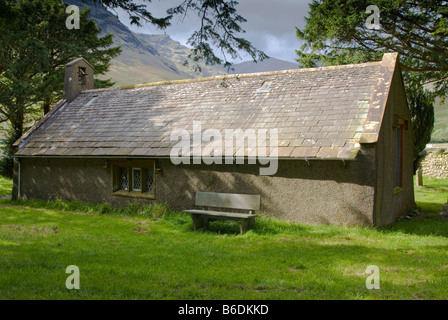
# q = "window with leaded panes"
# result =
<box><xmin>132</xmin><ymin>168</ymin><xmax>142</xmax><ymax>191</ymax></box>
<box><xmin>145</xmin><ymin>168</ymin><xmax>154</xmax><ymax>193</ymax></box>
<box><xmin>111</xmin><ymin>160</ymin><xmax>156</xmax><ymax>199</ymax></box>
<box><xmin>120</xmin><ymin>168</ymin><xmax>128</xmax><ymax>191</ymax></box>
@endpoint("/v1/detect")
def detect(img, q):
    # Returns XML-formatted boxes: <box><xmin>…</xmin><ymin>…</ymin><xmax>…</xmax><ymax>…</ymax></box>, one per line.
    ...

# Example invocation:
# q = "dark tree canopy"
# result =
<box><xmin>0</xmin><ymin>0</ymin><xmax>120</xmax><ymax>176</ymax></box>
<box><xmin>296</xmin><ymin>0</ymin><xmax>448</xmax><ymax>100</ymax></box>
<box><xmin>88</xmin><ymin>0</ymin><xmax>268</xmax><ymax>69</ymax></box>
<box><xmin>409</xmin><ymin>88</ymin><xmax>435</xmax><ymax>172</ymax></box>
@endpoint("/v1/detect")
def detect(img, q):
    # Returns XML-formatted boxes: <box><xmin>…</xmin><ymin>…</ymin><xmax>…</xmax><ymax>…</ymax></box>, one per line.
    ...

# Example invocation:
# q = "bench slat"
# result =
<box><xmin>184</xmin><ymin>209</ymin><xmax>258</xmax><ymax>219</ymax></box>
<box><xmin>195</xmin><ymin>192</ymin><xmax>260</xmax><ymax>211</ymax></box>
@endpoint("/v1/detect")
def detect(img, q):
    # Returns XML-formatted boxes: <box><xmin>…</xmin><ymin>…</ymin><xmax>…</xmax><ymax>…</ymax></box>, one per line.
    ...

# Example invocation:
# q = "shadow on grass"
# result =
<box><xmin>388</xmin><ymin>177</ymin><xmax>448</xmax><ymax>238</ymax></box>
<box><xmin>380</xmin><ymin>202</ymin><xmax>448</xmax><ymax>238</ymax></box>
<box><xmin>8</xmin><ymin>195</ymin><xmax>448</xmax><ymax>239</ymax></box>
<box><xmin>186</xmin><ymin>216</ymin><xmax>313</xmax><ymax>236</ymax></box>
<box><xmin>199</xmin><ymin>207</ymin><xmax>448</xmax><ymax>239</ymax></box>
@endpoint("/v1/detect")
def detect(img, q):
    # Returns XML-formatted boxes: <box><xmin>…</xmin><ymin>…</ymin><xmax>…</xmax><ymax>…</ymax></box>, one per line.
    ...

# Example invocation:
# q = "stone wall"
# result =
<box><xmin>13</xmin><ymin>137</ymin><xmax>417</xmax><ymax>227</ymax></box>
<box><xmin>422</xmin><ymin>151</ymin><xmax>448</xmax><ymax>179</ymax></box>
<box><xmin>16</xmin><ymin>151</ymin><xmax>379</xmax><ymax>226</ymax></box>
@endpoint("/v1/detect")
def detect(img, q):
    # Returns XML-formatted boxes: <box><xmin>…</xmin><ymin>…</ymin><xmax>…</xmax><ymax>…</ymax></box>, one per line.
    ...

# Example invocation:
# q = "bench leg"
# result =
<box><xmin>203</xmin><ymin>217</ymin><xmax>210</xmax><ymax>228</ymax></box>
<box><xmin>240</xmin><ymin>219</ymin><xmax>249</xmax><ymax>234</ymax></box>
<box><xmin>248</xmin><ymin>216</ymin><xmax>256</xmax><ymax>229</ymax></box>
<box><xmin>191</xmin><ymin>214</ymin><xmax>204</xmax><ymax>230</ymax></box>
<box><xmin>240</xmin><ymin>217</ymin><xmax>256</xmax><ymax>234</ymax></box>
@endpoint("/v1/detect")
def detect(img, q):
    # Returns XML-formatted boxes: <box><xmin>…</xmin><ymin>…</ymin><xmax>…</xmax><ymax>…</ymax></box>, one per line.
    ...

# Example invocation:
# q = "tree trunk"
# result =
<box><xmin>43</xmin><ymin>96</ymin><xmax>51</xmax><ymax>115</ymax></box>
<box><xmin>11</xmin><ymin>107</ymin><xmax>24</xmax><ymax>143</ymax></box>
<box><xmin>2</xmin><ymin>105</ymin><xmax>25</xmax><ymax>178</ymax></box>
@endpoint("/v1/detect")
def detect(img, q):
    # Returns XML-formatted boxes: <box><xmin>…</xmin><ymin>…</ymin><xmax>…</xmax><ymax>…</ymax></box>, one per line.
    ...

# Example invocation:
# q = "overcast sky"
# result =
<box><xmin>113</xmin><ymin>0</ymin><xmax>312</xmax><ymax>63</ymax></box>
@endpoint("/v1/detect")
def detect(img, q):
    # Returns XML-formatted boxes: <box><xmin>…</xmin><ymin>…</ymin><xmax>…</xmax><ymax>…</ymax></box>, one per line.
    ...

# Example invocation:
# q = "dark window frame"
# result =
<box><xmin>78</xmin><ymin>67</ymin><xmax>87</xmax><ymax>86</ymax></box>
<box><xmin>393</xmin><ymin>116</ymin><xmax>407</xmax><ymax>194</ymax></box>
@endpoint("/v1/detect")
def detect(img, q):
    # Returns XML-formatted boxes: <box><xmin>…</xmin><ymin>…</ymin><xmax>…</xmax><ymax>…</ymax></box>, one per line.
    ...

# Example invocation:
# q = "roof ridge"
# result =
<box><xmin>83</xmin><ymin>60</ymin><xmax>381</xmax><ymax>94</ymax></box>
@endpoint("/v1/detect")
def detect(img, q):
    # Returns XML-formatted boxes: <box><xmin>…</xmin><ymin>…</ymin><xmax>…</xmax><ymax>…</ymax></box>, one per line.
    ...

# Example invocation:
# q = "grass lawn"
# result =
<box><xmin>0</xmin><ymin>177</ymin><xmax>448</xmax><ymax>299</ymax></box>
<box><xmin>0</xmin><ymin>176</ymin><xmax>12</xmax><ymax>197</ymax></box>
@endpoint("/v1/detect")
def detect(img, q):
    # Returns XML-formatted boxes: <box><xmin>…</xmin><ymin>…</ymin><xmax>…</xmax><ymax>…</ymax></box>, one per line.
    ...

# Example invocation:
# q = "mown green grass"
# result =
<box><xmin>0</xmin><ymin>176</ymin><xmax>12</xmax><ymax>197</ymax></box>
<box><xmin>0</xmin><ymin>178</ymin><xmax>448</xmax><ymax>299</ymax></box>
<box><xmin>410</xmin><ymin>176</ymin><xmax>448</xmax><ymax>222</ymax></box>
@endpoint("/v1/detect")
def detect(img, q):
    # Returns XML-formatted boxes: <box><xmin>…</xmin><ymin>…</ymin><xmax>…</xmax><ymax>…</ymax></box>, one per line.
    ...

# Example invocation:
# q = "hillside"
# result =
<box><xmin>432</xmin><ymin>98</ymin><xmax>448</xmax><ymax>142</ymax></box>
<box><xmin>67</xmin><ymin>0</ymin><xmax>300</xmax><ymax>86</ymax></box>
<box><xmin>68</xmin><ymin>0</ymin><xmax>226</xmax><ymax>86</ymax></box>
<box><xmin>229</xmin><ymin>58</ymin><xmax>298</xmax><ymax>74</ymax></box>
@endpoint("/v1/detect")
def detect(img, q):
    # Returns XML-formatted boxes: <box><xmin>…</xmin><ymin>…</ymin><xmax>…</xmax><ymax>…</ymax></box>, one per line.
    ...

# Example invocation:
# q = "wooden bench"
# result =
<box><xmin>183</xmin><ymin>192</ymin><xmax>260</xmax><ymax>234</ymax></box>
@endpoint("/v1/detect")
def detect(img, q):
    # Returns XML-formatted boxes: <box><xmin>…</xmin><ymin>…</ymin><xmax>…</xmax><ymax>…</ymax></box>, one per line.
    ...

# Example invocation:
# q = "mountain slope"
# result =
<box><xmin>68</xmin><ymin>0</ymin><xmax>226</xmax><ymax>86</ymax></box>
<box><xmin>229</xmin><ymin>58</ymin><xmax>298</xmax><ymax>74</ymax></box>
<box><xmin>67</xmin><ymin>0</ymin><xmax>301</xmax><ymax>86</ymax></box>
<box><xmin>432</xmin><ymin>98</ymin><xmax>448</xmax><ymax>142</ymax></box>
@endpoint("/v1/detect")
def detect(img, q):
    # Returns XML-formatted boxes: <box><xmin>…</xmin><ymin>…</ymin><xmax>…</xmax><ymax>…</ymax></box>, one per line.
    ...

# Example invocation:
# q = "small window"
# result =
<box><xmin>111</xmin><ymin>160</ymin><xmax>156</xmax><ymax>199</ymax></box>
<box><xmin>132</xmin><ymin>168</ymin><xmax>141</xmax><ymax>191</ymax></box>
<box><xmin>145</xmin><ymin>168</ymin><xmax>154</xmax><ymax>193</ymax></box>
<box><xmin>120</xmin><ymin>168</ymin><xmax>128</xmax><ymax>191</ymax></box>
<box><xmin>78</xmin><ymin>67</ymin><xmax>87</xmax><ymax>85</ymax></box>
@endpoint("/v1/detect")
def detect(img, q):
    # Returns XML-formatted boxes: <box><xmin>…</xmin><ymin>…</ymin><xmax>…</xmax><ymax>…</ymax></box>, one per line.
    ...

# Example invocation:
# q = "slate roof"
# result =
<box><xmin>14</xmin><ymin>53</ymin><xmax>399</xmax><ymax>159</ymax></box>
